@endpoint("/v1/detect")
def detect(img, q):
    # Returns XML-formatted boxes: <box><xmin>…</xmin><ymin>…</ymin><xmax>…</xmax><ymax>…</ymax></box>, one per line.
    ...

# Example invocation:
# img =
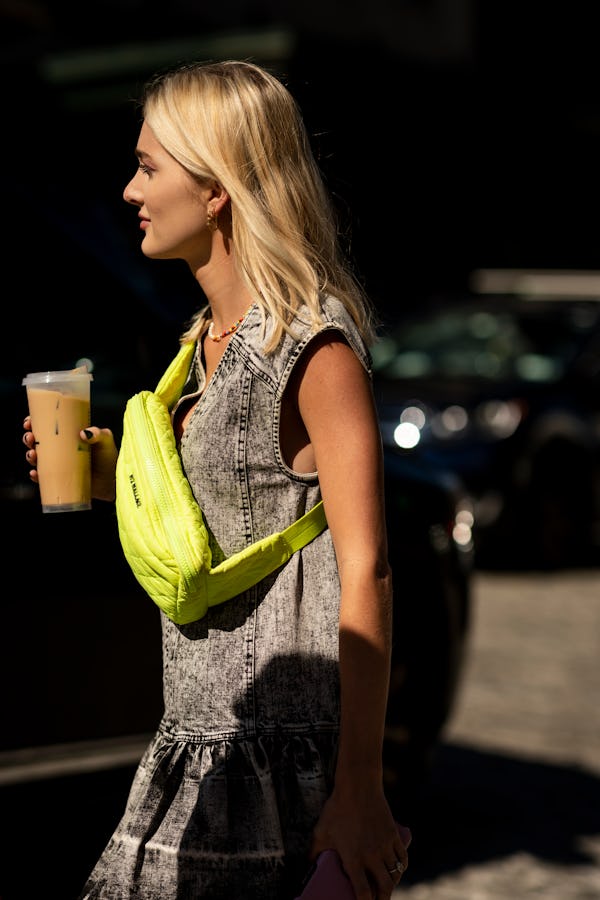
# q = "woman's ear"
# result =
<box><xmin>211</xmin><ymin>183</ymin><xmax>230</xmax><ymax>216</ymax></box>
<box><xmin>206</xmin><ymin>184</ymin><xmax>232</xmax><ymax>235</ymax></box>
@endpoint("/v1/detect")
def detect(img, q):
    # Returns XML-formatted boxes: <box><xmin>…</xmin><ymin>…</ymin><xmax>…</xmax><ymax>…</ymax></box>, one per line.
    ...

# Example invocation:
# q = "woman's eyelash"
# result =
<box><xmin>138</xmin><ymin>162</ymin><xmax>152</xmax><ymax>174</ymax></box>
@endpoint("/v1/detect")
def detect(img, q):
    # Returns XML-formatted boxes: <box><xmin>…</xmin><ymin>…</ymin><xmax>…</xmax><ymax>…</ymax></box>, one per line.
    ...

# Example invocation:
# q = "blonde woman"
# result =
<box><xmin>23</xmin><ymin>60</ymin><xmax>409</xmax><ymax>899</ymax></box>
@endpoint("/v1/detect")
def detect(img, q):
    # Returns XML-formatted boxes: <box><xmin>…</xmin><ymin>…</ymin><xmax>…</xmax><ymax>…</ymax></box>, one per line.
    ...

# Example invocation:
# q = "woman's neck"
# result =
<box><xmin>192</xmin><ymin>250</ymin><xmax>254</xmax><ymax>332</ymax></box>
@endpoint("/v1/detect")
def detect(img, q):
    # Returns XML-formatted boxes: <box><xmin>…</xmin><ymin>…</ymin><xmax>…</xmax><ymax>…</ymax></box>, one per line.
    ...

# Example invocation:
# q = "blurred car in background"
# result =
<box><xmin>373</xmin><ymin>269</ymin><xmax>600</xmax><ymax>570</ymax></box>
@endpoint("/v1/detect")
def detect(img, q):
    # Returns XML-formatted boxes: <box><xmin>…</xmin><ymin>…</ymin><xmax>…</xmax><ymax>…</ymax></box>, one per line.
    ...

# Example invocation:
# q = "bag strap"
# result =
<box><xmin>155</xmin><ymin>340</ymin><xmax>197</xmax><ymax>409</ymax></box>
<box><xmin>280</xmin><ymin>500</ymin><xmax>328</xmax><ymax>552</ymax></box>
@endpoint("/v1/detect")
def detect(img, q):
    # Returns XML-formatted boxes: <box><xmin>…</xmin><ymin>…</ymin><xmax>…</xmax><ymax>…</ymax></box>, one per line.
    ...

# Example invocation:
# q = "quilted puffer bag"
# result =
<box><xmin>115</xmin><ymin>341</ymin><xmax>327</xmax><ymax>625</ymax></box>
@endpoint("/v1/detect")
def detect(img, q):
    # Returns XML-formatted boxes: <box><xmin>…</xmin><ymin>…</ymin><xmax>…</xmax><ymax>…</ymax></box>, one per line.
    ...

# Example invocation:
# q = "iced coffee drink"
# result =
<box><xmin>22</xmin><ymin>367</ymin><xmax>93</xmax><ymax>513</ymax></box>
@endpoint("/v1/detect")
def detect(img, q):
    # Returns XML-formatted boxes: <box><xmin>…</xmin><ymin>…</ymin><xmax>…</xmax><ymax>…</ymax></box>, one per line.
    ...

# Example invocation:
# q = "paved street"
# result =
<box><xmin>395</xmin><ymin>569</ymin><xmax>600</xmax><ymax>898</ymax></box>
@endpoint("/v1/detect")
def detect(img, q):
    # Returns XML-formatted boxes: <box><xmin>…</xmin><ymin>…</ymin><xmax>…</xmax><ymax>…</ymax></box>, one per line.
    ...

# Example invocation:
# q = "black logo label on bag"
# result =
<box><xmin>129</xmin><ymin>473</ymin><xmax>142</xmax><ymax>507</ymax></box>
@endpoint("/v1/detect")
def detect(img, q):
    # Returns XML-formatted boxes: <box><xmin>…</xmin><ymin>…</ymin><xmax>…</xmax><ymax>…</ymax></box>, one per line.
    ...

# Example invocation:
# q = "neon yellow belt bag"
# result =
<box><xmin>115</xmin><ymin>341</ymin><xmax>327</xmax><ymax>625</ymax></box>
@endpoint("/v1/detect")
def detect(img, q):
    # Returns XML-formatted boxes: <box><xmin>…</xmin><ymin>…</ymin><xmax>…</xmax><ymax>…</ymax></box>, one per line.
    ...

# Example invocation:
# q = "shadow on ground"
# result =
<box><xmin>1</xmin><ymin>742</ymin><xmax>599</xmax><ymax>899</ymax></box>
<box><xmin>397</xmin><ymin>742</ymin><xmax>600</xmax><ymax>886</ymax></box>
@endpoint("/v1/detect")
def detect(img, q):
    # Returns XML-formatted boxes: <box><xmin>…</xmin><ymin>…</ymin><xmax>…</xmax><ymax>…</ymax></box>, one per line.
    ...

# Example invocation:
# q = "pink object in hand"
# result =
<box><xmin>295</xmin><ymin>850</ymin><xmax>356</xmax><ymax>900</ymax></box>
<box><xmin>296</xmin><ymin>823</ymin><xmax>412</xmax><ymax>899</ymax></box>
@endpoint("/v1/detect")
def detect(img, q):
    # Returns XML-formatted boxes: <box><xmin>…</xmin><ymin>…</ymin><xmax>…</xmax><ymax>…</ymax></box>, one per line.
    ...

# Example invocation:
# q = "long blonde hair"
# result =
<box><xmin>141</xmin><ymin>59</ymin><xmax>377</xmax><ymax>351</ymax></box>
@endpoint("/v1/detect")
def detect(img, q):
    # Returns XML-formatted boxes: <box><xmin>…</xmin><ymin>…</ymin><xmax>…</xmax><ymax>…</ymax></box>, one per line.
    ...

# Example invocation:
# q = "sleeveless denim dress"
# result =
<box><xmin>78</xmin><ymin>296</ymin><xmax>372</xmax><ymax>900</ymax></box>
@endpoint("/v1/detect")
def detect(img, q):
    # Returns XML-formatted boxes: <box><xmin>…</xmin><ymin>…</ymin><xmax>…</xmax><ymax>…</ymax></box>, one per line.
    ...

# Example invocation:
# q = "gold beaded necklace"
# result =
<box><xmin>207</xmin><ymin>305</ymin><xmax>253</xmax><ymax>342</ymax></box>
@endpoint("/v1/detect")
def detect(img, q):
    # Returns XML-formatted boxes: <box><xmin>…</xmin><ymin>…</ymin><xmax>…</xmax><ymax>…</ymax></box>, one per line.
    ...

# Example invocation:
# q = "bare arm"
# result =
<box><xmin>293</xmin><ymin>333</ymin><xmax>409</xmax><ymax>899</ymax></box>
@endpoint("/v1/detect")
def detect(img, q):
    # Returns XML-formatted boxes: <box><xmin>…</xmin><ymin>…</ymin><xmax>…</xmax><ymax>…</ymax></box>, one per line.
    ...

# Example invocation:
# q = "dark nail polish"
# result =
<box><xmin>84</xmin><ymin>429</ymin><xmax>93</xmax><ymax>439</ymax></box>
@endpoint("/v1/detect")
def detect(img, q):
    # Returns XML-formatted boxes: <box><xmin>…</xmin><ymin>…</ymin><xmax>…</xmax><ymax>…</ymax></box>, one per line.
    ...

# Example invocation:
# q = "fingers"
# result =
<box><xmin>344</xmin><ymin>847</ymin><xmax>409</xmax><ymax>899</ymax></box>
<box><xmin>80</xmin><ymin>426</ymin><xmax>98</xmax><ymax>443</ymax></box>
<box><xmin>79</xmin><ymin>426</ymin><xmax>115</xmax><ymax>445</ymax></box>
<box><xmin>24</xmin><ymin>444</ymin><xmax>38</xmax><ymax>482</ymax></box>
<box><xmin>384</xmin><ymin>855</ymin><xmax>407</xmax><ymax>881</ymax></box>
<box><xmin>84</xmin><ymin>427</ymin><xmax>118</xmax><ymax>503</ymax></box>
<box><xmin>386</xmin><ymin>831</ymin><xmax>409</xmax><ymax>884</ymax></box>
<box><xmin>369</xmin><ymin>856</ymin><xmax>407</xmax><ymax>896</ymax></box>
<box><xmin>396</xmin><ymin>823</ymin><xmax>412</xmax><ymax>848</ymax></box>
<box><xmin>349</xmin><ymin>833</ymin><xmax>409</xmax><ymax>898</ymax></box>
<box><xmin>23</xmin><ymin>420</ymin><xmax>37</xmax><ymax>480</ymax></box>
<box><xmin>23</xmin><ymin>416</ymin><xmax>117</xmax><ymax>499</ymax></box>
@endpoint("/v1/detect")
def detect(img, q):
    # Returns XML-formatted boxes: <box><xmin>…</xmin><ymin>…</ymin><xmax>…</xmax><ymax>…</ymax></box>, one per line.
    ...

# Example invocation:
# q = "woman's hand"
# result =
<box><xmin>310</xmin><ymin>780</ymin><xmax>410</xmax><ymax>899</ymax></box>
<box><xmin>23</xmin><ymin>416</ymin><xmax>118</xmax><ymax>503</ymax></box>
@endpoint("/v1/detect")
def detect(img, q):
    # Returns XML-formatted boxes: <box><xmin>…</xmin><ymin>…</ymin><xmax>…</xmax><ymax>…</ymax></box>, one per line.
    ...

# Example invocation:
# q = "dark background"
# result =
<box><xmin>3</xmin><ymin>0</ymin><xmax>600</xmax><ymax>322</ymax></box>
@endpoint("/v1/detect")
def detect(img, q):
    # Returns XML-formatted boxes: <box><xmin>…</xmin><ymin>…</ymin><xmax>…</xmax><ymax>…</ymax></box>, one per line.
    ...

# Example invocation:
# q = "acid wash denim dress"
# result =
<box><xmin>78</xmin><ymin>295</ymin><xmax>372</xmax><ymax>900</ymax></box>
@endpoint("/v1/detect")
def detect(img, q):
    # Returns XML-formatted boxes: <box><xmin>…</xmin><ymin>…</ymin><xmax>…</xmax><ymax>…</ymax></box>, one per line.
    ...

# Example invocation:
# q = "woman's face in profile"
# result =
<box><xmin>123</xmin><ymin>121</ymin><xmax>213</xmax><ymax>267</ymax></box>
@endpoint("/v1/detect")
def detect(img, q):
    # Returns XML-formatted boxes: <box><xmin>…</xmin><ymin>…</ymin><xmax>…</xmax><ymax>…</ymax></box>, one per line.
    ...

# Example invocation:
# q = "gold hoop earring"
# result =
<box><xmin>207</xmin><ymin>208</ymin><xmax>218</xmax><ymax>232</ymax></box>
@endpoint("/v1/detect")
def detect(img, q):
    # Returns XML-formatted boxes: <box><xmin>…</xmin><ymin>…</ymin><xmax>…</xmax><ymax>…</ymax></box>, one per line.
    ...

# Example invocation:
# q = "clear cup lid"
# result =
<box><xmin>22</xmin><ymin>368</ymin><xmax>93</xmax><ymax>386</ymax></box>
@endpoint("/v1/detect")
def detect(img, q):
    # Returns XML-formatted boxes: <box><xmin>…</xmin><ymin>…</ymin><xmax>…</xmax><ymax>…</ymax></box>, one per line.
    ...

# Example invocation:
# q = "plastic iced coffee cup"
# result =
<box><xmin>22</xmin><ymin>366</ymin><xmax>94</xmax><ymax>513</ymax></box>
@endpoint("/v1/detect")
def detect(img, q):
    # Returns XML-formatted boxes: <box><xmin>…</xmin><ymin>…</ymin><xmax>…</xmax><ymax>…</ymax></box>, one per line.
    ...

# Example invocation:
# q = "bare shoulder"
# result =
<box><xmin>291</xmin><ymin>329</ymin><xmax>370</xmax><ymax>400</ymax></box>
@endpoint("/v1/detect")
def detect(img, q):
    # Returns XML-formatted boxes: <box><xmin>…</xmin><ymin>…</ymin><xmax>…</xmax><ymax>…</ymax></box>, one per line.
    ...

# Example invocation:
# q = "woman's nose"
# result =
<box><xmin>123</xmin><ymin>176</ymin><xmax>142</xmax><ymax>206</ymax></box>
